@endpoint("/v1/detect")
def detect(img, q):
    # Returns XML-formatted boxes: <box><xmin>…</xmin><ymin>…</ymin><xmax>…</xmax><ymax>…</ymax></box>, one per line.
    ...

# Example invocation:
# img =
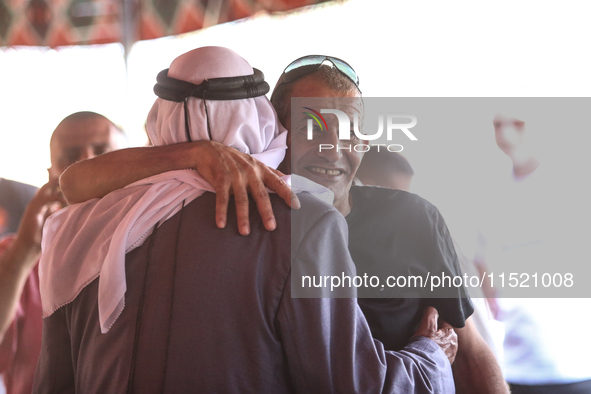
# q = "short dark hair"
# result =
<box><xmin>271</xmin><ymin>64</ymin><xmax>359</xmax><ymax>127</ymax></box>
<box><xmin>356</xmin><ymin>148</ymin><xmax>414</xmax><ymax>180</ymax></box>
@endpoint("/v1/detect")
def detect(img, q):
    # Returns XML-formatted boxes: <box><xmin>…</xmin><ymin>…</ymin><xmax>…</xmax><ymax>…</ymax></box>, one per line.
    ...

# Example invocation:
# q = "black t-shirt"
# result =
<box><xmin>346</xmin><ymin>185</ymin><xmax>474</xmax><ymax>351</ymax></box>
<box><xmin>0</xmin><ymin>178</ymin><xmax>38</xmax><ymax>237</ymax></box>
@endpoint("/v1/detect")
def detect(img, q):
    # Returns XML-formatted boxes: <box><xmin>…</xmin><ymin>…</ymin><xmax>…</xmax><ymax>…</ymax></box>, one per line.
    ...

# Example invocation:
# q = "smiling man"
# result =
<box><xmin>285</xmin><ymin>90</ymin><xmax>363</xmax><ymax>216</ymax></box>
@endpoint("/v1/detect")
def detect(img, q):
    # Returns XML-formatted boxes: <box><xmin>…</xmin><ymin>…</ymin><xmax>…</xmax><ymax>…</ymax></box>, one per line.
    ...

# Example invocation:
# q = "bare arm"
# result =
<box><xmin>452</xmin><ymin>316</ymin><xmax>508</xmax><ymax>394</ymax></box>
<box><xmin>59</xmin><ymin>144</ymin><xmax>196</xmax><ymax>205</ymax></box>
<box><xmin>0</xmin><ymin>237</ymin><xmax>39</xmax><ymax>343</ymax></box>
<box><xmin>60</xmin><ymin>141</ymin><xmax>299</xmax><ymax>236</ymax></box>
<box><xmin>0</xmin><ymin>182</ymin><xmax>64</xmax><ymax>341</ymax></box>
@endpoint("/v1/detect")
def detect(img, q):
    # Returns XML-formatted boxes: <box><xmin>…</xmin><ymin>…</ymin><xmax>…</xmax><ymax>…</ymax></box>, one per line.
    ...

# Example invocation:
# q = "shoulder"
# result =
<box><xmin>350</xmin><ymin>185</ymin><xmax>442</xmax><ymax>221</ymax></box>
<box><xmin>290</xmin><ymin>191</ymin><xmax>349</xmax><ymax>259</ymax></box>
<box><xmin>351</xmin><ymin>185</ymin><xmax>435</xmax><ymax>207</ymax></box>
<box><xmin>296</xmin><ymin>191</ymin><xmax>342</xmax><ymax>217</ymax></box>
<box><xmin>289</xmin><ymin>193</ymin><xmax>356</xmax><ymax>298</ymax></box>
<box><xmin>291</xmin><ymin>192</ymin><xmax>347</xmax><ymax>233</ymax></box>
<box><xmin>347</xmin><ymin>186</ymin><xmax>453</xmax><ymax>264</ymax></box>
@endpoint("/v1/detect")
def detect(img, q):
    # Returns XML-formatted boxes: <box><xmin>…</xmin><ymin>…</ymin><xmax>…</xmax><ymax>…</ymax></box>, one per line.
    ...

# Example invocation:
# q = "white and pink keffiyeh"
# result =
<box><xmin>40</xmin><ymin>46</ymin><xmax>288</xmax><ymax>333</ymax></box>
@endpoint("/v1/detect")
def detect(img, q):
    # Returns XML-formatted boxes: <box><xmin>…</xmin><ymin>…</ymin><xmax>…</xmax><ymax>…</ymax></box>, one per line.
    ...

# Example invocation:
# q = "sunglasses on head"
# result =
<box><xmin>275</xmin><ymin>55</ymin><xmax>361</xmax><ymax>93</ymax></box>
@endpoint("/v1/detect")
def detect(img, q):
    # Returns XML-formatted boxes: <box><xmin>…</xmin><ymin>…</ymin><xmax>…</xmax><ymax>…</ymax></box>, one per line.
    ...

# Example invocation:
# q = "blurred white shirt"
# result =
<box><xmin>476</xmin><ymin>164</ymin><xmax>591</xmax><ymax>384</ymax></box>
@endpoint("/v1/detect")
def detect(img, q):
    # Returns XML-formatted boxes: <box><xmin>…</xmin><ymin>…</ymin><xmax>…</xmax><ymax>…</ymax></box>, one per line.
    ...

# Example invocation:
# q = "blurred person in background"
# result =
<box><xmin>0</xmin><ymin>179</ymin><xmax>38</xmax><ymax>239</ymax></box>
<box><xmin>473</xmin><ymin>114</ymin><xmax>591</xmax><ymax>394</ymax></box>
<box><xmin>354</xmin><ymin>148</ymin><xmax>414</xmax><ymax>190</ymax></box>
<box><xmin>0</xmin><ymin>111</ymin><xmax>126</xmax><ymax>394</ymax></box>
<box><xmin>0</xmin><ymin>176</ymin><xmax>38</xmax><ymax>394</ymax></box>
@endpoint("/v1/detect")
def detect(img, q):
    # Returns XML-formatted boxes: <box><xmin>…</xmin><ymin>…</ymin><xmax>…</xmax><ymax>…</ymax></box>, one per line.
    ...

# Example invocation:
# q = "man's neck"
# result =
<box><xmin>334</xmin><ymin>192</ymin><xmax>353</xmax><ymax>217</ymax></box>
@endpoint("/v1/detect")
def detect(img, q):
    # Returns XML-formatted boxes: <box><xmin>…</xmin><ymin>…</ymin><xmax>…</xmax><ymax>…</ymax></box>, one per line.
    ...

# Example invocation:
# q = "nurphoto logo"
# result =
<box><xmin>303</xmin><ymin>107</ymin><xmax>418</xmax><ymax>152</ymax></box>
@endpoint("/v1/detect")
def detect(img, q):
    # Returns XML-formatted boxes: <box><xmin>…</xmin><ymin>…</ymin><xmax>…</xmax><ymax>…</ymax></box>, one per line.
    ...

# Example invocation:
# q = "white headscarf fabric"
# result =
<box><xmin>40</xmin><ymin>47</ymin><xmax>288</xmax><ymax>333</ymax></box>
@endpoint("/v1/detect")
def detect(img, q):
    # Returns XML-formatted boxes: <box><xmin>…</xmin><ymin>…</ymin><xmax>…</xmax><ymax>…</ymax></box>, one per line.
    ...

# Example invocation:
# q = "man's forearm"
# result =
<box><xmin>59</xmin><ymin>143</ymin><xmax>203</xmax><ymax>204</ymax></box>
<box><xmin>0</xmin><ymin>238</ymin><xmax>39</xmax><ymax>341</ymax></box>
<box><xmin>453</xmin><ymin>318</ymin><xmax>508</xmax><ymax>394</ymax></box>
<box><xmin>60</xmin><ymin>144</ymin><xmax>203</xmax><ymax>204</ymax></box>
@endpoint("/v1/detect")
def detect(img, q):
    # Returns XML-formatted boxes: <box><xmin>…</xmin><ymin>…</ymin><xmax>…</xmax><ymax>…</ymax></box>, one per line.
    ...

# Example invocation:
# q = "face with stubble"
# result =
<box><xmin>281</xmin><ymin>76</ymin><xmax>364</xmax><ymax>216</ymax></box>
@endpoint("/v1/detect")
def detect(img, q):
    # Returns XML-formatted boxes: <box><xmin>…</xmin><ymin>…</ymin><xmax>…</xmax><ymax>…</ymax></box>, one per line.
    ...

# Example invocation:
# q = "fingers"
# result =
<box><xmin>232</xmin><ymin>177</ymin><xmax>251</xmax><ymax>236</ymax></box>
<box><xmin>434</xmin><ymin>320</ymin><xmax>458</xmax><ymax>365</ymax></box>
<box><xmin>54</xmin><ymin>180</ymin><xmax>68</xmax><ymax>205</ymax></box>
<box><xmin>230</xmin><ymin>156</ymin><xmax>259</xmax><ymax>236</ymax></box>
<box><xmin>17</xmin><ymin>181</ymin><xmax>66</xmax><ymax>250</ymax></box>
<box><xmin>32</xmin><ymin>182</ymin><xmax>66</xmax><ymax>211</ymax></box>
<box><xmin>193</xmin><ymin>141</ymin><xmax>295</xmax><ymax>233</ymax></box>
<box><xmin>411</xmin><ymin>306</ymin><xmax>439</xmax><ymax>340</ymax></box>
<box><xmin>266</xmin><ymin>168</ymin><xmax>300</xmax><ymax>210</ymax></box>
<box><xmin>249</xmin><ymin>177</ymin><xmax>276</xmax><ymax>232</ymax></box>
<box><xmin>211</xmin><ymin>155</ymin><xmax>273</xmax><ymax>235</ymax></box>
<box><xmin>411</xmin><ymin>307</ymin><xmax>458</xmax><ymax>365</ymax></box>
<box><xmin>438</xmin><ymin>322</ymin><xmax>457</xmax><ymax>345</ymax></box>
<box><xmin>232</xmin><ymin>155</ymin><xmax>279</xmax><ymax>234</ymax></box>
<box><xmin>46</xmin><ymin>201</ymin><xmax>63</xmax><ymax>217</ymax></box>
<box><xmin>38</xmin><ymin>201</ymin><xmax>62</xmax><ymax>226</ymax></box>
<box><xmin>49</xmin><ymin>185</ymin><xmax>67</xmax><ymax>208</ymax></box>
<box><xmin>290</xmin><ymin>191</ymin><xmax>300</xmax><ymax>210</ymax></box>
<box><xmin>421</xmin><ymin>306</ymin><xmax>439</xmax><ymax>333</ymax></box>
<box><xmin>234</xmin><ymin>189</ymin><xmax>250</xmax><ymax>235</ymax></box>
<box><xmin>215</xmin><ymin>188</ymin><xmax>230</xmax><ymax>229</ymax></box>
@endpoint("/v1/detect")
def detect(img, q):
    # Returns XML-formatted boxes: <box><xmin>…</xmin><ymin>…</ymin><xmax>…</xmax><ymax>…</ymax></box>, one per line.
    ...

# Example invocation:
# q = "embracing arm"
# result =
<box><xmin>452</xmin><ymin>317</ymin><xmax>508</xmax><ymax>394</ymax></box>
<box><xmin>285</xmin><ymin>202</ymin><xmax>456</xmax><ymax>393</ymax></box>
<box><xmin>59</xmin><ymin>144</ymin><xmax>194</xmax><ymax>205</ymax></box>
<box><xmin>60</xmin><ymin>141</ymin><xmax>299</xmax><ymax>235</ymax></box>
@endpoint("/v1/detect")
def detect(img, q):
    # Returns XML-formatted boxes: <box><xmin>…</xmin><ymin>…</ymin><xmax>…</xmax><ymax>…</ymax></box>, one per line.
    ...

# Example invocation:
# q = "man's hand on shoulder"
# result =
<box><xmin>412</xmin><ymin>306</ymin><xmax>458</xmax><ymax>365</ymax></box>
<box><xmin>191</xmin><ymin>141</ymin><xmax>300</xmax><ymax>236</ymax></box>
<box><xmin>60</xmin><ymin>141</ymin><xmax>300</xmax><ymax>236</ymax></box>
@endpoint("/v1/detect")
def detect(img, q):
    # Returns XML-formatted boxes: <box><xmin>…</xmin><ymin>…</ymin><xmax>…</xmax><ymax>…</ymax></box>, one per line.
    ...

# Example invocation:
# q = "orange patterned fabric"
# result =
<box><xmin>0</xmin><ymin>0</ymin><xmax>333</xmax><ymax>47</ymax></box>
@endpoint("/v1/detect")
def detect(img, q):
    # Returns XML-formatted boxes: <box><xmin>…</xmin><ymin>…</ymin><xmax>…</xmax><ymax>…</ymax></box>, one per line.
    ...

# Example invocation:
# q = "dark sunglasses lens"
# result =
<box><xmin>280</xmin><ymin>55</ymin><xmax>360</xmax><ymax>90</ymax></box>
<box><xmin>329</xmin><ymin>57</ymin><xmax>359</xmax><ymax>85</ymax></box>
<box><xmin>284</xmin><ymin>55</ymin><xmax>326</xmax><ymax>73</ymax></box>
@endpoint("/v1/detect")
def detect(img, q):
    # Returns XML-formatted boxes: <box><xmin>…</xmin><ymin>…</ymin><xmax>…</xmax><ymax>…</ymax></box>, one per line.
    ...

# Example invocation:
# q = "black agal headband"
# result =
<box><xmin>153</xmin><ymin>68</ymin><xmax>270</xmax><ymax>141</ymax></box>
<box><xmin>154</xmin><ymin>68</ymin><xmax>269</xmax><ymax>102</ymax></box>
